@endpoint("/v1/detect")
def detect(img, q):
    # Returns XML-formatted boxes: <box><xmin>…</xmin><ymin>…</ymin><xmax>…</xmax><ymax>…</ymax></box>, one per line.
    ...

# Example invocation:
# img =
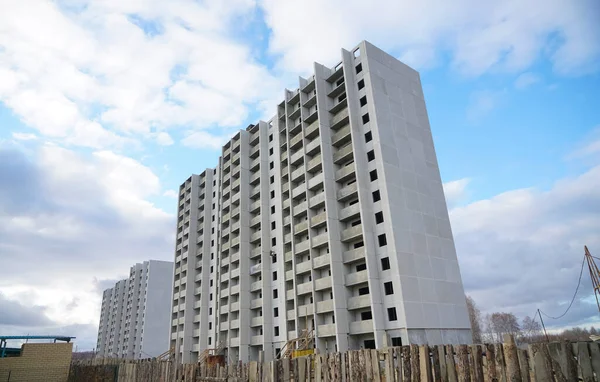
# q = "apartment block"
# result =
<box><xmin>96</xmin><ymin>260</ymin><xmax>174</xmax><ymax>359</ymax></box>
<box><xmin>171</xmin><ymin>41</ymin><xmax>471</xmax><ymax>364</ymax></box>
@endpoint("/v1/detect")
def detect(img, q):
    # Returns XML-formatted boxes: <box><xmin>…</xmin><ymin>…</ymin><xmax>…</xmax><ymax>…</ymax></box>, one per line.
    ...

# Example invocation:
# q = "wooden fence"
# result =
<box><xmin>69</xmin><ymin>336</ymin><xmax>600</xmax><ymax>381</ymax></box>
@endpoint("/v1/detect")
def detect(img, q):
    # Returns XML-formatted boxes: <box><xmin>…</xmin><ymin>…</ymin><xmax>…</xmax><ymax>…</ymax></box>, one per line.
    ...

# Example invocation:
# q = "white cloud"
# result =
<box><xmin>443</xmin><ymin>178</ymin><xmax>470</xmax><ymax>207</ymax></box>
<box><xmin>0</xmin><ymin>0</ymin><xmax>282</xmax><ymax>149</ymax></box>
<box><xmin>514</xmin><ymin>72</ymin><xmax>541</xmax><ymax>89</ymax></box>
<box><xmin>12</xmin><ymin>132</ymin><xmax>38</xmax><ymax>141</ymax></box>
<box><xmin>451</xmin><ymin>163</ymin><xmax>600</xmax><ymax>327</ymax></box>
<box><xmin>182</xmin><ymin>130</ymin><xmax>231</xmax><ymax>150</ymax></box>
<box><xmin>260</xmin><ymin>0</ymin><xmax>600</xmax><ymax>76</ymax></box>
<box><xmin>0</xmin><ymin>145</ymin><xmax>173</xmax><ymax>350</ymax></box>
<box><xmin>156</xmin><ymin>132</ymin><xmax>174</xmax><ymax>146</ymax></box>
<box><xmin>163</xmin><ymin>189</ymin><xmax>178</xmax><ymax>198</ymax></box>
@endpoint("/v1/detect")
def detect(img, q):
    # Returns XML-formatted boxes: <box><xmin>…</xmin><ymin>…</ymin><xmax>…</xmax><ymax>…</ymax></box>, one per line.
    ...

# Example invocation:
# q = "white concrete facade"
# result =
<box><xmin>170</xmin><ymin>41</ymin><xmax>471</xmax><ymax>364</ymax></box>
<box><xmin>96</xmin><ymin>260</ymin><xmax>174</xmax><ymax>359</ymax></box>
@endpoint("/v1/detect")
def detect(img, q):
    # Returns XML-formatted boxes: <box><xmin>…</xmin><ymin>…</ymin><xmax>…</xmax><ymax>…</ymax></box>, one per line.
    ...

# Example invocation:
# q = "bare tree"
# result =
<box><xmin>485</xmin><ymin>312</ymin><xmax>521</xmax><ymax>343</ymax></box>
<box><xmin>466</xmin><ymin>295</ymin><xmax>483</xmax><ymax>343</ymax></box>
<box><xmin>520</xmin><ymin>315</ymin><xmax>542</xmax><ymax>343</ymax></box>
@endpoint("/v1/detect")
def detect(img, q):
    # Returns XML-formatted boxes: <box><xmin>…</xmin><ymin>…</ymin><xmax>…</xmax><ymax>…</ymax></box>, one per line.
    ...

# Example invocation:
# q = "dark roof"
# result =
<box><xmin>0</xmin><ymin>335</ymin><xmax>75</xmax><ymax>342</ymax></box>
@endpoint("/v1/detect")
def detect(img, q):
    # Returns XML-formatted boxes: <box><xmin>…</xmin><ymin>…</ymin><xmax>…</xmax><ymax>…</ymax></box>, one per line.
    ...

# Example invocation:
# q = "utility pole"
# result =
<box><xmin>584</xmin><ymin>246</ymin><xmax>600</xmax><ymax>314</ymax></box>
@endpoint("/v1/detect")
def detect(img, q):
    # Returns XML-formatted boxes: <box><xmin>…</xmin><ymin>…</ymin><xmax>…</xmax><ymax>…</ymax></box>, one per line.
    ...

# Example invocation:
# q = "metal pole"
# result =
<box><xmin>537</xmin><ymin>309</ymin><xmax>550</xmax><ymax>342</ymax></box>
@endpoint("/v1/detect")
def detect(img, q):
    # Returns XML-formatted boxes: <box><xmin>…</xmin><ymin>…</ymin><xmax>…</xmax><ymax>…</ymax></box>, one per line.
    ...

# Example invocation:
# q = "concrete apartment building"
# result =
<box><xmin>171</xmin><ymin>41</ymin><xmax>471</xmax><ymax>364</ymax></box>
<box><xmin>96</xmin><ymin>260</ymin><xmax>173</xmax><ymax>359</ymax></box>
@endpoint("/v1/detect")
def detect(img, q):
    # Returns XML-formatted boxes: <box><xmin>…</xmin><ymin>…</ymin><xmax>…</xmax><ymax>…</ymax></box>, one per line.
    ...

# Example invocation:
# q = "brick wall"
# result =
<box><xmin>0</xmin><ymin>343</ymin><xmax>73</xmax><ymax>382</ymax></box>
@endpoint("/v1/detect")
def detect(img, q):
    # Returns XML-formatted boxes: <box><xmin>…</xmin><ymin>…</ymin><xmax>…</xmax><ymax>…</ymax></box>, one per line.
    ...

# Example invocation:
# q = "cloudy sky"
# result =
<box><xmin>0</xmin><ymin>0</ymin><xmax>599</xmax><ymax>351</ymax></box>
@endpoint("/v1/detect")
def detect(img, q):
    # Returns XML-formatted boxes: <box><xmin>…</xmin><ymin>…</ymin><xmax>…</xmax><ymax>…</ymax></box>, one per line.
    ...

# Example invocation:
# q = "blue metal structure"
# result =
<box><xmin>0</xmin><ymin>335</ymin><xmax>76</xmax><ymax>358</ymax></box>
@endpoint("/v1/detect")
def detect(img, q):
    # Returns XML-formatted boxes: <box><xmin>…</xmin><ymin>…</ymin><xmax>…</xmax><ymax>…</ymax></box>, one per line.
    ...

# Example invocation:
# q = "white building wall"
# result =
<box><xmin>96</xmin><ymin>260</ymin><xmax>173</xmax><ymax>359</ymax></box>
<box><xmin>170</xmin><ymin>41</ymin><xmax>471</xmax><ymax>363</ymax></box>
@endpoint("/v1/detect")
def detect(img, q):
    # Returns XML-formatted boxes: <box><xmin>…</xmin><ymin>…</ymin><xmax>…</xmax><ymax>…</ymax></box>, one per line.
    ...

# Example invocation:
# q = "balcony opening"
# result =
<box><xmin>358</xmin><ymin>79</ymin><xmax>365</xmax><ymax>90</ymax></box>
<box><xmin>387</xmin><ymin>307</ymin><xmax>398</xmax><ymax>321</ymax></box>
<box><xmin>369</xmin><ymin>170</ymin><xmax>378</xmax><ymax>182</ymax></box>
<box><xmin>381</xmin><ymin>257</ymin><xmax>390</xmax><ymax>270</ymax></box>
<box><xmin>367</xmin><ymin>150</ymin><xmax>375</xmax><ymax>162</ymax></box>
<box><xmin>375</xmin><ymin>212</ymin><xmax>384</xmax><ymax>224</ymax></box>
<box><xmin>356</xmin><ymin>63</ymin><xmax>363</xmax><ymax>74</ymax></box>
<box><xmin>384</xmin><ymin>282</ymin><xmax>394</xmax><ymax>295</ymax></box>
<box><xmin>360</xmin><ymin>96</ymin><xmax>367</xmax><ymax>107</ymax></box>
<box><xmin>378</xmin><ymin>234</ymin><xmax>387</xmax><ymax>247</ymax></box>
<box><xmin>372</xmin><ymin>190</ymin><xmax>381</xmax><ymax>202</ymax></box>
<box><xmin>364</xmin><ymin>339</ymin><xmax>376</xmax><ymax>349</ymax></box>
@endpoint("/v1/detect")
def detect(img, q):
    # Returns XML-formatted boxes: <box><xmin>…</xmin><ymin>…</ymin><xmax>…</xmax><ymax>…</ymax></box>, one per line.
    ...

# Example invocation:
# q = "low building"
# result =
<box><xmin>0</xmin><ymin>336</ymin><xmax>73</xmax><ymax>382</ymax></box>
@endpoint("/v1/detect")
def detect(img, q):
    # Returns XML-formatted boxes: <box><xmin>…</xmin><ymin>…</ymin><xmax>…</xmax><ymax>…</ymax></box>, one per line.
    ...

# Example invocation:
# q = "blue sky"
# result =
<box><xmin>0</xmin><ymin>0</ymin><xmax>599</xmax><ymax>350</ymax></box>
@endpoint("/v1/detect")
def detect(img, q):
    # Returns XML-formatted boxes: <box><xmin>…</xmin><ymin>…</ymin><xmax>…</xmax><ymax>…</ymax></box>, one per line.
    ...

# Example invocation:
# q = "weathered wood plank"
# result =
<box><xmin>437</xmin><ymin>345</ymin><xmax>448</xmax><ymax>382</ymax></box>
<box><xmin>370</xmin><ymin>349</ymin><xmax>381</xmax><ymax>382</ymax></box>
<box><xmin>419</xmin><ymin>345</ymin><xmax>432</xmax><ymax>382</ymax></box>
<box><xmin>410</xmin><ymin>344</ymin><xmax>420</xmax><ymax>382</ymax></box>
<box><xmin>298</xmin><ymin>357</ymin><xmax>306</xmax><ymax>382</ymax></box>
<box><xmin>315</xmin><ymin>354</ymin><xmax>322</xmax><ymax>382</ymax></box>
<box><xmin>578</xmin><ymin>342</ymin><xmax>594</xmax><ymax>382</ymax></box>
<box><xmin>249</xmin><ymin>362</ymin><xmax>258</xmax><ymax>382</ymax></box>
<box><xmin>431</xmin><ymin>346</ymin><xmax>441</xmax><ymax>382</ymax></box>
<box><xmin>484</xmin><ymin>344</ymin><xmax>497</xmax><ymax>382</ymax></box>
<box><xmin>445</xmin><ymin>345</ymin><xmax>458</xmax><ymax>382</ymax></box>
<box><xmin>341</xmin><ymin>351</ymin><xmax>348</xmax><ymax>382</ymax></box>
<box><xmin>517</xmin><ymin>349</ymin><xmax>530</xmax><ymax>382</ymax></box>
<box><xmin>589</xmin><ymin>341</ymin><xmax>600</xmax><ymax>380</ymax></box>
<box><xmin>494</xmin><ymin>343</ymin><xmax>506</xmax><ymax>382</ymax></box>
<box><xmin>502</xmin><ymin>335</ymin><xmax>521</xmax><ymax>382</ymax></box>
<box><xmin>350</xmin><ymin>351</ymin><xmax>360</xmax><ymax>382</ymax></box>
<box><xmin>456</xmin><ymin>345</ymin><xmax>471</xmax><ymax>382</ymax></box>
<box><xmin>283</xmin><ymin>358</ymin><xmax>291</xmax><ymax>382</ymax></box>
<box><xmin>528</xmin><ymin>343</ymin><xmax>552</xmax><ymax>382</ymax></box>
<box><xmin>469</xmin><ymin>345</ymin><xmax>484</xmax><ymax>382</ymax></box>
<box><xmin>385</xmin><ymin>348</ymin><xmax>395</xmax><ymax>382</ymax></box>
<box><xmin>394</xmin><ymin>347</ymin><xmax>402</xmax><ymax>382</ymax></box>
<box><xmin>402</xmin><ymin>346</ymin><xmax>411</xmax><ymax>382</ymax></box>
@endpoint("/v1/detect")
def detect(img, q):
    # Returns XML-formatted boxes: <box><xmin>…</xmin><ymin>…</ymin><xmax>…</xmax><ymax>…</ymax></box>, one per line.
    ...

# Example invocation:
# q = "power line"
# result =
<box><xmin>539</xmin><ymin>255</ymin><xmax>586</xmax><ymax>320</ymax></box>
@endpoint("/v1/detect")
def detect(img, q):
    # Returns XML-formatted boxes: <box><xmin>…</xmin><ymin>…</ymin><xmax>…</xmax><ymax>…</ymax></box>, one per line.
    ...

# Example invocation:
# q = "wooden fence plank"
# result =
<box><xmin>350</xmin><ymin>351</ymin><xmax>360</xmax><ymax>382</ymax></box>
<box><xmin>394</xmin><ymin>347</ymin><xmax>402</xmax><ymax>382</ymax></box>
<box><xmin>445</xmin><ymin>345</ymin><xmax>457</xmax><ymax>382</ymax></box>
<box><xmin>315</xmin><ymin>354</ymin><xmax>322</xmax><ymax>382</ymax></box>
<box><xmin>283</xmin><ymin>358</ymin><xmax>291</xmax><ymax>382</ymax></box>
<box><xmin>364</xmin><ymin>350</ymin><xmax>372</xmax><ymax>381</ymax></box>
<box><xmin>517</xmin><ymin>349</ymin><xmax>530</xmax><ymax>382</ymax></box>
<box><xmin>469</xmin><ymin>345</ymin><xmax>484</xmax><ymax>382</ymax></box>
<box><xmin>249</xmin><ymin>361</ymin><xmax>258</xmax><ymax>382</ymax></box>
<box><xmin>371</xmin><ymin>349</ymin><xmax>382</xmax><ymax>382</ymax></box>
<box><xmin>402</xmin><ymin>346</ymin><xmax>411</xmax><ymax>382</ymax></box>
<box><xmin>341</xmin><ymin>351</ymin><xmax>348</xmax><ymax>382</ymax></box>
<box><xmin>410</xmin><ymin>344</ymin><xmax>420</xmax><ymax>382</ymax></box>
<box><xmin>298</xmin><ymin>357</ymin><xmax>306</xmax><ymax>382</ymax></box>
<box><xmin>589</xmin><ymin>341</ymin><xmax>600</xmax><ymax>379</ymax></box>
<box><xmin>494</xmin><ymin>344</ymin><xmax>506</xmax><ymax>382</ymax></box>
<box><xmin>431</xmin><ymin>346</ymin><xmax>441</xmax><ymax>382</ymax></box>
<box><xmin>484</xmin><ymin>344</ymin><xmax>497</xmax><ymax>382</ymax></box>
<box><xmin>419</xmin><ymin>345</ymin><xmax>432</xmax><ymax>382</ymax></box>
<box><xmin>456</xmin><ymin>345</ymin><xmax>471</xmax><ymax>382</ymax></box>
<box><xmin>528</xmin><ymin>344</ymin><xmax>551</xmax><ymax>382</ymax></box>
<box><xmin>502</xmin><ymin>335</ymin><xmax>521</xmax><ymax>382</ymax></box>
<box><xmin>577</xmin><ymin>342</ymin><xmax>594</xmax><ymax>382</ymax></box>
<box><xmin>437</xmin><ymin>345</ymin><xmax>448</xmax><ymax>382</ymax></box>
<box><xmin>385</xmin><ymin>348</ymin><xmax>395</xmax><ymax>382</ymax></box>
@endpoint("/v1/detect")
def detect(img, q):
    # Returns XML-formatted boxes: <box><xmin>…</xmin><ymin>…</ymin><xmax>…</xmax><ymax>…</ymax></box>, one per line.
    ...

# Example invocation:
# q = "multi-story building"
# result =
<box><xmin>96</xmin><ymin>260</ymin><xmax>173</xmax><ymax>359</ymax></box>
<box><xmin>171</xmin><ymin>41</ymin><xmax>471</xmax><ymax>364</ymax></box>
